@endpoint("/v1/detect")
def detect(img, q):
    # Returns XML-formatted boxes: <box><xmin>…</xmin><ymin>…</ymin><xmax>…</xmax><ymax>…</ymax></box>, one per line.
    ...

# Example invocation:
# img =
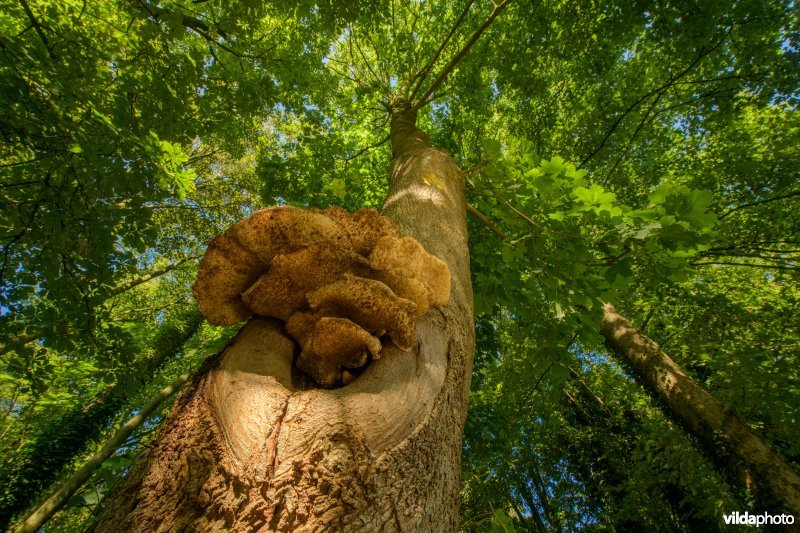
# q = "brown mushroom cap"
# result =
<box><xmin>306</xmin><ymin>274</ymin><xmax>418</xmax><ymax>351</ymax></box>
<box><xmin>370</xmin><ymin>270</ymin><xmax>431</xmax><ymax>317</ymax></box>
<box><xmin>242</xmin><ymin>243</ymin><xmax>371</xmax><ymax>321</ymax></box>
<box><xmin>193</xmin><ymin>205</ymin><xmax>451</xmax><ymax>386</ymax></box>
<box><xmin>192</xmin><ymin>206</ymin><xmax>350</xmax><ymax>325</ymax></box>
<box><xmin>319</xmin><ymin>206</ymin><xmax>401</xmax><ymax>256</ymax></box>
<box><xmin>369</xmin><ymin>235</ymin><xmax>451</xmax><ymax>307</ymax></box>
<box><xmin>308</xmin><ymin>317</ymin><xmax>381</xmax><ymax>368</ymax></box>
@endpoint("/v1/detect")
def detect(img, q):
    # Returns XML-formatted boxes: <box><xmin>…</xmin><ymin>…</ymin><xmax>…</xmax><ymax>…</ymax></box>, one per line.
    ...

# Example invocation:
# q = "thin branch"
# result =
<box><xmin>602</xmin><ymin>88</ymin><xmax>665</xmax><ymax>184</ymax></box>
<box><xmin>718</xmin><ymin>190</ymin><xmax>800</xmax><ymax>220</ymax></box>
<box><xmin>362</xmin><ymin>28</ymin><xmax>393</xmax><ymax>91</ymax></box>
<box><xmin>580</xmin><ymin>33</ymin><xmax>730</xmax><ymax>168</ymax></box>
<box><xmin>136</xmin><ymin>0</ymin><xmax>272</xmax><ymax>61</ymax></box>
<box><xmin>136</xmin><ymin>0</ymin><xmax>227</xmax><ymax>38</ymax></box>
<box><xmin>417</xmin><ymin>88</ymin><xmax>452</xmax><ymax>109</ymax></box>
<box><xmin>186</xmin><ymin>149</ymin><xmax>222</xmax><ymax>164</ymax></box>
<box><xmin>0</xmin><ymin>156</ymin><xmax>47</xmax><ymax>169</ymax></box>
<box><xmin>341</xmin><ymin>134</ymin><xmax>391</xmax><ymax>164</ymax></box>
<box><xmin>640</xmin><ymin>305</ymin><xmax>657</xmax><ymax>332</ymax></box>
<box><xmin>462</xmin><ymin>160</ymin><xmax>489</xmax><ymax>176</ymax></box>
<box><xmin>349</xmin><ymin>27</ymin><xmax>388</xmax><ymax>92</ymax></box>
<box><xmin>484</xmin><ymin>177</ymin><xmax>583</xmax><ymax>239</ymax></box>
<box><xmin>105</xmin><ymin>254</ymin><xmax>202</xmax><ymax>299</ymax></box>
<box><xmin>18</xmin><ymin>0</ymin><xmax>55</xmax><ymax>59</ymax></box>
<box><xmin>585</xmin><ymin>248</ymin><xmax>631</xmax><ymax>268</ymax></box>
<box><xmin>327</xmin><ymin>63</ymin><xmax>370</xmax><ymax>88</ymax></box>
<box><xmin>0</xmin><ymin>256</ymin><xmax>201</xmax><ymax>355</ymax></box>
<box><xmin>690</xmin><ymin>261</ymin><xmax>798</xmax><ymax>271</ymax></box>
<box><xmin>412</xmin><ymin>0</ymin><xmax>510</xmax><ymax>112</ymax></box>
<box><xmin>409</xmin><ymin>0</ymin><xmax>476</xmax><ymax>101</ymax></box>
<box><xmin>466</xmin><ymin>202</ymin><xmax>507</xmax><ymax>239</ymax></box>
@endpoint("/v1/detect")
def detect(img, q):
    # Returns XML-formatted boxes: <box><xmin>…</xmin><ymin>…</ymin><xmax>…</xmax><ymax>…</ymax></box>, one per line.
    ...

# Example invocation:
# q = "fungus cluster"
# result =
<box><xmin>192</xmin><ymin>206</ymin><xmax>450</xmax><ymax>387</ymax></box>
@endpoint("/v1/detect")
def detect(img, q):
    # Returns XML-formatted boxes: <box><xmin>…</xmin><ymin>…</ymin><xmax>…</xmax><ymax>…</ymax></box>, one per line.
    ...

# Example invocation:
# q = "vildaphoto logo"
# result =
<box><xmin>723</xmin><ymin>511</ymin><xmax>795</xmax><ymax>527</ymax></box>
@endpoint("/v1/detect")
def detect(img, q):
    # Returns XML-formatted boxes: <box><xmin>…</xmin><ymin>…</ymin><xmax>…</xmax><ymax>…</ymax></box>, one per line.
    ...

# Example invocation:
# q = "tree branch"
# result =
<box><xmin>412</xmin><ymin>0</ymin><xmax>510</xmax><ymax>112</ymax></box>
<box><xmin>105</xmin><ymin>254</ymin><xmax>202</xmax><ymax>299</ymax></box>
<box><xmin>580</xmin><ymin>33</ymin><xmax>730</xmax><ymax>169</ymax></box>
<box><xmin>17</xmin><ymin>0</ymin><xmax>55</xmax><ymax>59</ymax></box>
<box><xmin>341</xmin><ymin>134</ymin><xmax>391</xmax><ymax>164</ymax></box>
<box><xmin>135</xmin><ymin>0</ymin><xmax>227</xmax><ymax>38</ymax></box>
<box><xmin>462</xmin><ymin>160</ymin><xmax>489</xmax><ymax>175</ymax></box>
<box><xmin>466</xmin><ymin>202</ymin><xmax>507</xmax><ymax>239</ymax></box>
<box><xmin>718</xmin><ymin>190</ymin><xmax>800</xmax><ymax>220</ymax></box>
<box><xmin>690</xmin><ymin>261</ymin><xmax>798</xmax><ymax>271</ymax></box>
<box><xmin>409</xmin><ymin>0</ymin><xmax>476</xmax><ymax>101</ymax></box>
<box><xmin>0</xmin><ymin>256</ymin><xmax>201</xmax><ymax>356</ymax></box>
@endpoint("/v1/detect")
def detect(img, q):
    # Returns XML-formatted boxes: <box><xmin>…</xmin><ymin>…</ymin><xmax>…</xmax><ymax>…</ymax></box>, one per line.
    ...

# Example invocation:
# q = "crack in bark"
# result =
<box><xmin>269</xmin><ymin>396</ymin><xmax>292</xmax><ymax>480</ymax></box>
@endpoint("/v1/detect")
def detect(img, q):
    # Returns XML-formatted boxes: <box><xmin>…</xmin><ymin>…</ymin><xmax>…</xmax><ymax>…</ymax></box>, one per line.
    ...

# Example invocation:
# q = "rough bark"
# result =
<box><xmin>600</xmin><ymin>303</ymin><xmax>800</xmax><ymax>516</ymax></box>
<box><xmin>0</xmin><ymin>308</ymin><xmax>202</xmax><ymax>529</ymax></box>
<box><xmin>91</xmin><ymin>101</ymin><xmax>474</xmax><ymax>532</ymax></box>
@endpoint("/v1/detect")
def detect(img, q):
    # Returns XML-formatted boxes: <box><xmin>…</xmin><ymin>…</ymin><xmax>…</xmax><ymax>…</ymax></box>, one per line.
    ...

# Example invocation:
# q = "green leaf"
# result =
<box><xmin>325</xmin><ymin>178</ymin><xmax>347</xmax><ymax>199</ymax></box>
<box><xmin>482</xmin><ymin>138</ymin><xmax>502</xmax><ymax>160</ymax></box>
<box><xmin>489</xmin><ymin>509</ymin><xmax>517</xmax><ymax>532</ymax></box>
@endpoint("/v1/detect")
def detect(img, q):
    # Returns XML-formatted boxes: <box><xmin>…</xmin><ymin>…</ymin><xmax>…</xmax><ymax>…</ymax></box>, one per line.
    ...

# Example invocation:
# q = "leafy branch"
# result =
<box><xmin>17</xmin><ymin>0</ymin><xmax>55</xmax><ymax>59</ymax></box>
<box><xmin>411</xmin><ymin>0</ymin><xmax>511</xmax><ymax>112</ymax></box>
<box><xmin>408</xmin><ymin>0</ymin><xmax>477</xmax><ymax>101</ymax></box>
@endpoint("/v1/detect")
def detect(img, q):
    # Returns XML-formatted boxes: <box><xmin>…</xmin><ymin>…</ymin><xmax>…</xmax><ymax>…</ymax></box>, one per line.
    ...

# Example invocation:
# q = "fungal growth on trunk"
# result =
<box><xmin>192</xmin><ymin>205</ymin><xmax>451</xmax><ymax>387</ymax></box>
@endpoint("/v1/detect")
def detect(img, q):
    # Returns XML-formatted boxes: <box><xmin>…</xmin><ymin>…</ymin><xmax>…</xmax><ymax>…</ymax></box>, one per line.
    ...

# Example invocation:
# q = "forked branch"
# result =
<box><xmin>409</xmin><ymin>0</ymin><xmax>477</xmax><ymax>101</ymax></box>
<box><xmin>412</xmin><ymin>0</ymin><xmax>510</xmax><ymax>112</ymax></box>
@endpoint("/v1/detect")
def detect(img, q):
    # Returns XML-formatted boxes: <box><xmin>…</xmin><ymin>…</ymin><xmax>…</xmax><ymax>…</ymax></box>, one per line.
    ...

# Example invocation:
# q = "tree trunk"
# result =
<box><xmin>0</xmin><ymin>308</ymin><xmax>202</xmax><ymax>530</ymax></box>
<box><xmin>600</xmin><ymin>303</ymin><xmax>800</xmax><ymax>516</ymax></box>
<box><xmin>91</xmin><ymin>101</ymin><xmax>474</xmax><ymax>532</ymax></box>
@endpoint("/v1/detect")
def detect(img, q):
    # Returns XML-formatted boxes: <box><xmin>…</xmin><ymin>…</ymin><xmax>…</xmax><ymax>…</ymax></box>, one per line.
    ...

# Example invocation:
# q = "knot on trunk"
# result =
<box><xmin>192</xmin><ymin>206</ymin><xmax>450</xmax><ymax>387</ymax></box>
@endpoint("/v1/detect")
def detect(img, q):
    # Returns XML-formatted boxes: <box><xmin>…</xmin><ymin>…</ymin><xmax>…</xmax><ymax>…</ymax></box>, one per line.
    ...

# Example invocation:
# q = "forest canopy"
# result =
<box><xmin>0</xmin><ymin>0</ymin><xmax>798</xmax><ymax>530</ymax></box>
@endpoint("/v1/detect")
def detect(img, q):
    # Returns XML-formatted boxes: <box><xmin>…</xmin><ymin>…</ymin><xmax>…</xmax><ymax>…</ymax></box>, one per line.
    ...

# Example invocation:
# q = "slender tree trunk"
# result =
<box><xmin>0</xmin><ymin>308</ymin><xmax>202</xmax><ymax>529</ymax></box>
<box><xmin>14</xmin><ymin>372</ymin><xmax>191</xmax><ymax>533</ymax></box>
<box><xmin>600</xmin><ymin>303</ymin><xmax>800</xmax><ymax>515</ymax></box>
<box><xmin>515</xmin><ymin>479</ymin><xmax>547</xmax><ymax>532</ymax></box>
<box><xmin>91</xmin><ymin>101</ymin><xmax>474</xmax><ymax>532</ymax></box>
<box><xmin>104</xmin><ymin>254</ymin><xmax>201</xmax><ymax>299</ymax></box>
<box><xmin>562</xmin><ymin>373</ymin><xmax>709</xmax><ymax>530</ymax></box>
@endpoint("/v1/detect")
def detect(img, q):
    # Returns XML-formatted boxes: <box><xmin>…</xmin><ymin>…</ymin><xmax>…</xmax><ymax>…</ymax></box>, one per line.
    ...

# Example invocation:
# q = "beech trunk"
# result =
<box><xmin>91</xmin><ymin>102</ymin><xmax>474</xmax><ymax>532</ymax></box>
<box><xmin>601</xmin><ymin>303</ymin><xmax>800</xmax><ymax>516</ymax></box>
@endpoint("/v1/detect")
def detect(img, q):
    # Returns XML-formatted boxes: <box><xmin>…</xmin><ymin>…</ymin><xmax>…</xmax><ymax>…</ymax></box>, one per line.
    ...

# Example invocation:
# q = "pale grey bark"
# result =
<box><xmin>601</xmin><ymin>303</ymin><xmax>800</xmax><ymax>515</ymax></box>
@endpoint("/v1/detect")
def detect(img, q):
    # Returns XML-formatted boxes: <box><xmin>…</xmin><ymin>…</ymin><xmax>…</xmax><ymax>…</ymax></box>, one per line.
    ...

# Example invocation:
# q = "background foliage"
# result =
<box><xmin>0</xmin><ymin>0</ymin><xmax>797</xmax><ymax>530</ymax></box>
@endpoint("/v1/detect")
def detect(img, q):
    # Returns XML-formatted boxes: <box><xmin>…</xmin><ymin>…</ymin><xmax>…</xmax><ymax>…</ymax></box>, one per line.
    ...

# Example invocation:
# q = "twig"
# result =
<box><xmin>412</xmin><ymin>0</ymin><xmax>510</xmax><ymax>112</ymax></box>
<box><xmin>466</xmin><ymin>203</ymin><xmax>507</xmax><ymax>239</ymax></box>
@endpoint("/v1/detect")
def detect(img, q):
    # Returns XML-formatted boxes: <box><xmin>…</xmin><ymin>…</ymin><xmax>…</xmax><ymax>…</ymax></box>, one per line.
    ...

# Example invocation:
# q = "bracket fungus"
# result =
<box><xmin>192</xmin><ymin>206</ymin><xmax>451</xmax><ymax>388</ymax></box>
